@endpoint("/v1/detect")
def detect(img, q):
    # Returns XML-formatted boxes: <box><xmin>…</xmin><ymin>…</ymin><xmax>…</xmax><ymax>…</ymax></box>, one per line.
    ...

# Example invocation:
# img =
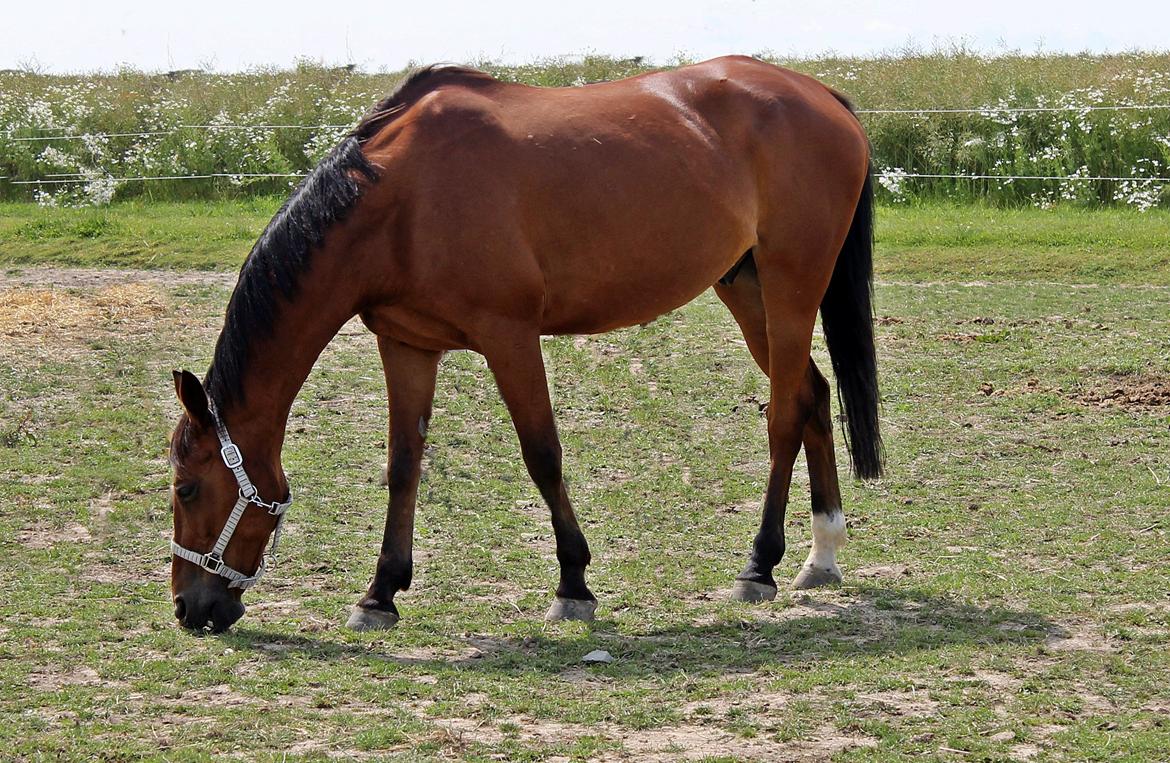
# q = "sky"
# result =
<box><xmin>3</xmin><ymin>0</ymin><xmax>1167</xmax><ymax>73</ymax></box>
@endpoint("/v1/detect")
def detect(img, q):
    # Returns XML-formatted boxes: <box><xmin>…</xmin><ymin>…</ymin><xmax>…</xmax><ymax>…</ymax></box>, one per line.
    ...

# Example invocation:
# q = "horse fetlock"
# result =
<box><xmin>796</xmin><ymin>509</ymin><xmax>845</xmax><ymax>590</ymax></box>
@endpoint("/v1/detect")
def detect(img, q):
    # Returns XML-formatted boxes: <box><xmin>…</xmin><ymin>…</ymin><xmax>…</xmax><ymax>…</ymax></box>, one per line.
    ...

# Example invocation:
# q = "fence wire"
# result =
<box><xmin>3</xmin><ymin>101</ymin><xmax>1170</xmax><ymax>188</ymax></box>
<box><xmin>10</xmin><ymin>171</ymin><xmax>1170</xmax><ymax>186</ymax></box>
<box><xmin>3</xmin><ymin>102</ymin><xmax>1170</xmax><ymax>143</ymax></box>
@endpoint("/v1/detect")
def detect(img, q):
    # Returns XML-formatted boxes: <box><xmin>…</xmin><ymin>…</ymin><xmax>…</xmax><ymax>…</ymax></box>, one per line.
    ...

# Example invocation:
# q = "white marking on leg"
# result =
<box><xmin>803</xmin><ymin>508</ymin><xmax>846</xmax><ymax>574</ymax></box>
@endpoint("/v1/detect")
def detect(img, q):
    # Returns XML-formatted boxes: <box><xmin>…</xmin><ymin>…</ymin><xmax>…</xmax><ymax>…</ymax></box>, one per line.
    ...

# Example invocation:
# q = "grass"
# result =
<box><xmin>3</xmin><ymin>50</ymin><xmax>1170</xmax><ymax>207</ymax></box>
<box><xmin>3</xmin><ymin>200</ymin><xmax>1170</xmax><ymax>284</ymax></box>
<box><xmin>1</xmin><ymin>205</ymin><xmax>1169</xmax><ymax>759</ymax></box>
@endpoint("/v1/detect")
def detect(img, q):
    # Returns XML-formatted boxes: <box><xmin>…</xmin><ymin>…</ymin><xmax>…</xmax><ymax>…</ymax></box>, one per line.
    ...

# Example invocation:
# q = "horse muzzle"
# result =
<box><xmin>173</xmin><ymin>585</ymin><xmax>246</xmax><ymax>633</ymax></box>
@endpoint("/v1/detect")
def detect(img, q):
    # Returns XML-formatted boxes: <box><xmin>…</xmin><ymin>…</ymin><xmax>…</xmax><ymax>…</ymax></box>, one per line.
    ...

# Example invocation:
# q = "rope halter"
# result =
<box><xmin>169</xmin><ymin>402</ymin><xmax>292</xmax><ymax>590</ymax></box>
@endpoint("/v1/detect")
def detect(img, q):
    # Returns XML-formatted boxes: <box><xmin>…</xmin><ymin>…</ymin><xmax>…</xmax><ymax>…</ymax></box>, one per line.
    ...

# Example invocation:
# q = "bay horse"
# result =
<box><xmin>167</xmin><ymin>55</ymin><xmax>882</xmax><ymax>633</ymax></box>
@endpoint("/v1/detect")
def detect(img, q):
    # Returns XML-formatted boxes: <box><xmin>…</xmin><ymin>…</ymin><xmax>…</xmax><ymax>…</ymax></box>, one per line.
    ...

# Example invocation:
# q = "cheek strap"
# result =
<box><xmin>170</xmin><ymin>403</ymin><xmax>292</xmax><ymax>589</ymax></box>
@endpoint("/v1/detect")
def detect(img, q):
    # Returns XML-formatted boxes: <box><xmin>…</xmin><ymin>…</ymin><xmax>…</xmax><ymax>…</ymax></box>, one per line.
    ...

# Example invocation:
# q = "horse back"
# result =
<box><xmin>355</xmin><ymin>58</ymin><xmax>867</xmax><ymax>342</ymax></box>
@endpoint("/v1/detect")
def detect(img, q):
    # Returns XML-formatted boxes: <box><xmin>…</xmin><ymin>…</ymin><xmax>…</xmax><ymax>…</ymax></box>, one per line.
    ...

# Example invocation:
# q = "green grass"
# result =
<box><xmin>0</xmin><ymin>199</ymin><xmax>276</xmax><ymax>268</ymax></box>
<box><xmin>3</xmin><ymin>50</ymin><xmax>1170</xmax><ymax>206</ymax></box>
<box><xmin>1</xmin><ymin>206</ymin><xmax>1169</xmax><ymax>759</ymax></box>
<box><xmin>3</xmin><ymin>200</ymin><xmax>1170</xmax><ymax>283</ymax></box>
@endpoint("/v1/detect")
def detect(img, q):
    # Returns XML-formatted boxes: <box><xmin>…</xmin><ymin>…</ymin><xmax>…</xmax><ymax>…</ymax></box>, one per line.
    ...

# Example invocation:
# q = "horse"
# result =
<box><xmin>167</xmin><ymin>55</ymin><xmax>882</xmax><ymax>633</ymax></box>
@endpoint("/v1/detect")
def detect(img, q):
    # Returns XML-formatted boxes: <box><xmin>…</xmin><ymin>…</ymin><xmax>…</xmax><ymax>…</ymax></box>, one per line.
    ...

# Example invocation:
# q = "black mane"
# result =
<box><xmin>203</xmin><ymin>65</ymin><xmax>491</xmax><ymax>411</ymax></box>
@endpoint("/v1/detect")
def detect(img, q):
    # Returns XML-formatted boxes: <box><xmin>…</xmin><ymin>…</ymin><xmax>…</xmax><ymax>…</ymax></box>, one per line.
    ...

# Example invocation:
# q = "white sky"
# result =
<box><xmin>3</xmin><ymin>0</ymin><xmax>1167</xmax><ymax>73</ymax></box>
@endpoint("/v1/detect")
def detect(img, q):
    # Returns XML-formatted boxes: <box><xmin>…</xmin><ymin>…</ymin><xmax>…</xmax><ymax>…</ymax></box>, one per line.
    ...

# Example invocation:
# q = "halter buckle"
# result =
<box><xmin>201</xmin><ymin>552</ymin><xmax>225</xmax><ymax>574</ymax></box>
<box><xmin>220</xmin><ymin>443</ymin><xmax>244</xmax><ymax>469</ymax></box>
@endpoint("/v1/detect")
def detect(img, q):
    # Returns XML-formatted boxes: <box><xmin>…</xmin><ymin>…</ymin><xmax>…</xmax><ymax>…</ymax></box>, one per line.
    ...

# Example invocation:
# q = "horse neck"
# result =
<box><xmin>216</xmin><ymin>264</ymin><xmax>362</xmax><ymax>466</ymax></box>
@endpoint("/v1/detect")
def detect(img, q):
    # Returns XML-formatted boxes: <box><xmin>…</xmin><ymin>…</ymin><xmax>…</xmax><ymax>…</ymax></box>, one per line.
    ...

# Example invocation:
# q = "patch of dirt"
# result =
<box><xmin>178</xmin><ymin>683</ymin><xmax>255</xmax><ymax>707</ymax></box>
<box><xmin>681</xmin><ymin>689</ymin><xmax>792</xmax><ymax>717</ymax></box>
<box><xmin>856</xmin><ymin>689</ymin><xmax>939</xmax><ymax>718</ymax></box>
<box><xmin>0</xmin><ymin>267</ymin><xmax>233</xmax><ymax>290</ymax></box>
<box><xmin>979</xmin><ymin>372</ymin><xmax>1170</xmax><ymax>412</ymax></box>
<box><xmin>1068</xmin><ymin>374</ymin><xmax>1170</xmax><ymax>410</ymax></box>
<box><xmin>435</xmin><ymin>714</ymin><xmax>876</xmax><ymax>761</ymax></box>
<box><xmin>247</xmin><ymin>599</ymin><xmax>303</xmax><ymax>618</ymax></box>
<box><xmin>1106</xmin><ymin>602</ymin><xmax>1170</xmax><ymax>615</ymax></box>
<box><xmin>81</xmin><ymin>557</ymin><xmax>166</xmax><ymax>585</ymax></box>
<box><xmin>1043</xmin><ymin>620</ymin><xmax>1115</xmax><ymax>653</ymax></box>
<box><xmin>968</xmin><ymin>669</ymin><xmax>1024</xmax><ymax>694</ymax></box>
<box><xmin>89</xmin><ymin>491</ymin><xmax>118</xmax><ymax>523</ymax></box>
<box><xmin>1009</xmin><ymin>742</ymin><xmax>1041</xmax><ymax>761</ymax></box>
<box><xmin>28</xmin><ymin>665</ymin><xmax>115</xmax><ymax>690</ymax></box>
<box><xmin>855</xmin><ymin>564</ymin><xmax>911</xmax><ymax>579</ymax></box>
<box><xmin>17</xmin><ymin>521</ymin><xmax>91</xmax><ymax>550</ymax></box>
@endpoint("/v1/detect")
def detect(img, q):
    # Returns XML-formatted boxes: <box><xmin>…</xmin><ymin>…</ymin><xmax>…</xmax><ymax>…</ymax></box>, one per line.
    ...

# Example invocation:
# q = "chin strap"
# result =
<box><xmin>170</xmin><ymin>402</ymin><xmax>292</xmax><ymax>590</ymax></box>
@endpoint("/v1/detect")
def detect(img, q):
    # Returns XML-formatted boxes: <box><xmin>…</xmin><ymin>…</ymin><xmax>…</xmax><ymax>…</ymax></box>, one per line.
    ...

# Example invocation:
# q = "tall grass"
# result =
<box><xmin>1</xmin><ymin>50</ymin><xmax>1168</xmax><ymax>207</ymax></box>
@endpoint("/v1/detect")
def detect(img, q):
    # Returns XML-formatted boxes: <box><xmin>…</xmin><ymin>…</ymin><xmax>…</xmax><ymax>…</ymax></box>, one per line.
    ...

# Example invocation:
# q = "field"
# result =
<box><xmin>1</xmin><ymin>202</ymin><xmax>1169</xmax><ymax>761</ymax></box>
<box><xmin>3</xmin><ymin>50</ymin><xmax>1170</xmax><ymax>208</ymax></box>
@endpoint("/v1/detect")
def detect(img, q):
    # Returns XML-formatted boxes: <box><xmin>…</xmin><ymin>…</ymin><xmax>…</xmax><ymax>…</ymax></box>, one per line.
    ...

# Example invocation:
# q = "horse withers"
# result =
<box><xmin>167</xmin><ymin>55</ymin><xmax>881</xmax><ymax>633</ymax></box>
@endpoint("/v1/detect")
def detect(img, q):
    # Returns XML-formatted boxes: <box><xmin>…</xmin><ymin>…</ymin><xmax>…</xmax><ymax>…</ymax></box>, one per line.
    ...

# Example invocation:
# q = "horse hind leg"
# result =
<box><xmin>714</xmin><ymin>264</ymin><xmax>847</xmax><ymax>599</ymax></box>
<box><xmin>791</xmin><ymin>362</ymin><xmax>846</xmax><ymax>590</ymax></box>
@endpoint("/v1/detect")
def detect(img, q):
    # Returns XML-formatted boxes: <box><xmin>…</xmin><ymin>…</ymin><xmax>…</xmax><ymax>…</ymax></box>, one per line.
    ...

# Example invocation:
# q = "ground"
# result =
<box><xmin>1</xmin><ymin>204</ymin><xmax>1169</xmax><ymax>761</ymax></box>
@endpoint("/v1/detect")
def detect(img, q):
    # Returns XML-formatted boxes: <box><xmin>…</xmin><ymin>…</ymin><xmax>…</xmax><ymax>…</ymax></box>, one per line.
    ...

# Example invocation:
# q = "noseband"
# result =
<box><xmin>170</xmin><ymin>403</ymin><xmax>292</xmax><ymax>589</ymax></box>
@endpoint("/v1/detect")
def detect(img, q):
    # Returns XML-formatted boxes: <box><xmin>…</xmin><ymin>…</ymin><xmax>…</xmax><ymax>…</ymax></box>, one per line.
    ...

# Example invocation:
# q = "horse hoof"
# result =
<box><xmin>792</xmin><ymin>564</ymin><xmax>843</xmax><ymax>590</ymax></box>
<box><xmin>545</xmin><ymin>597</ymin><xmax>597</xmax><ymax>622</ymax></box>
<box><xmin>346</xmin><ymin>605</ymin><xmax>399</xmax><ymax>631</ymax></box>
<box><xmin>729</xmin><ymin>580</ymin><xmax>778</xmax><ymax>603</ymax></box>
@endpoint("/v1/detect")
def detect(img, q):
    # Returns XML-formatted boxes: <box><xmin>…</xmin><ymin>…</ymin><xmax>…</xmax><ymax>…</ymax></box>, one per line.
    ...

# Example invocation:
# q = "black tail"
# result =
<box><xmin>820</xmin><ymin>165</ymin><xmax>883</xmax><ymax>479</ymax></box>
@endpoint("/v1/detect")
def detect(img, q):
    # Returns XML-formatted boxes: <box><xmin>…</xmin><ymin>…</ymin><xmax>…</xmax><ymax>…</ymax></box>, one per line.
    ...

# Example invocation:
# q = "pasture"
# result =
<box><xmin>3</xmin><ymin>50</ymin><xmax>1170</xmax><ymax>209</ymax></box>
<box><xmin>1</xmin><ymin>202</ymin><xmax>1168</xmax><ymax>760</ymax></box>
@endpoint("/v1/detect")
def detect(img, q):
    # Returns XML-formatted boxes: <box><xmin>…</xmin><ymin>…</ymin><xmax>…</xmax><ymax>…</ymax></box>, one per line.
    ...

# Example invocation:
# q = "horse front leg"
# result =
<box><xmin>484</xmin><ymin>331</ymin><xmax>597</xmax><ymax>622</ymax></box>
<box><xmin>347</xmin><ymin>337</ymin><xmax>442</xmax><ymax>630</ymax></box>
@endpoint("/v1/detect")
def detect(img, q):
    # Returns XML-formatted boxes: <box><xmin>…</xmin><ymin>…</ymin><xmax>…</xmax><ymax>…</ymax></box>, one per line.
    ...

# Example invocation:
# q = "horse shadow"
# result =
<box><xmin>225</xmin><ymin>584</ymin><xmax>1062</xmax><ymax>677</ymax></box>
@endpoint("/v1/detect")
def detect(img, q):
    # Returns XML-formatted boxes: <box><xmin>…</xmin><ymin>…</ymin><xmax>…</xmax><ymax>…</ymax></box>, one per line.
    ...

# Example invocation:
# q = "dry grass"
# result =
<box><xmin>0</xmin><ymin>282</ymin><xmax>167</xmax><ymax>337</ymax></box>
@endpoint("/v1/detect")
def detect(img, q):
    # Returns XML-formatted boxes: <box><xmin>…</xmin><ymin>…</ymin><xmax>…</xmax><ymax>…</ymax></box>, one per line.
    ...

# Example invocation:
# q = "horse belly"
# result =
<box><xmin>520</xmin><ymin>124</ymin><xmax>757</xmax><ymax>334</ymax></box>
<box><xmin>538</xmin><ymin>221</ymin><xmax>753</xmax><ymax>335</ymax></box>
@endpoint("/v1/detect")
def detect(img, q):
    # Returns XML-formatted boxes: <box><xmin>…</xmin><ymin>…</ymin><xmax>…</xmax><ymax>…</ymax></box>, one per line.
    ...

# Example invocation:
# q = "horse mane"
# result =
<box><xmin>203</xmin><ymin>64</ymin><xmax>492</xmax><ymax>411</ymax></box>
<box><xmin>351</xmin><ymin>64</ymin><xmax>494</xmax><ymax>143</ymax></box>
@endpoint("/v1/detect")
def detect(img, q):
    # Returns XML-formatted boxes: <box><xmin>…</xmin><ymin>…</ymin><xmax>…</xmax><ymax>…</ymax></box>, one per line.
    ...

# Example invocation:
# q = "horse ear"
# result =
<box><xmin>172</xmin><ymin>369</ymin><xmax>213</xmax><ymax>428</ymax></box>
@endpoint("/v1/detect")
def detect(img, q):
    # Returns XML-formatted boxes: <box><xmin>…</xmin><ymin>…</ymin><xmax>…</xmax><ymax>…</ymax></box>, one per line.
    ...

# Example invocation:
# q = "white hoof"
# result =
<box><xmin>545</xmin><ymin>597</ymin><xmax>597</xmax><ymax>622</ymax></box>
<box><xmin>729</xmin><ymin>580</ymin><xmax>778</xmax><ymax>603</ymax></box>
<box><xmin>346</xmin><ymin>605</ymin><xmax>399</xmax><ymax>631</ymax></box>
<box><xmin>792</xmin><ymin>564</ymin><xmax>843</xmax><ymax>590</ymax></box>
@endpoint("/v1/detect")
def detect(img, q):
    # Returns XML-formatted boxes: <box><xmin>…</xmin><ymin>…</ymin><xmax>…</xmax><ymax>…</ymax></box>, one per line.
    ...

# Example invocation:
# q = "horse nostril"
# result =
<box><xmin>174</xmin><ymin>595</ymin><xmax>187</xmax><ymax>621</ymax></box>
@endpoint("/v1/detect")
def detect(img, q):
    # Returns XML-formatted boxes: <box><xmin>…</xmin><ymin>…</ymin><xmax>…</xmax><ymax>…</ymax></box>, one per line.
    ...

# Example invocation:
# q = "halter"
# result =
<box><xmin>170</xmin><ymin>403</ymin><xmax>292</xmax><ymax>590</ymax></box>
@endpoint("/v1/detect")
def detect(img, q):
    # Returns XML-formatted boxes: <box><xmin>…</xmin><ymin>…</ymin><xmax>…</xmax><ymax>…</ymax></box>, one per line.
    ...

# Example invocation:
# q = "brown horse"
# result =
<box><xmin>167</xmin><ymin>55</ymin><xmax>882</xmax><ymax>633</ymax></box>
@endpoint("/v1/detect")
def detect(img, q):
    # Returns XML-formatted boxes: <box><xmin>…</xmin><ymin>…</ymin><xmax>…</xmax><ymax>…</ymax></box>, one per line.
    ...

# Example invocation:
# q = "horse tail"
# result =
<box><xmin>820</xmin><ymin>159</ymin><xmax>883</xmax><ymax>480</ymax></box>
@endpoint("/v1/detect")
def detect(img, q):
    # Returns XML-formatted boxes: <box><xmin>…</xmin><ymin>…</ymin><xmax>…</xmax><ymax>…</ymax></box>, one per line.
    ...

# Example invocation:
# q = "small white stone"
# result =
<box><xmin>581</xmin><ymin>649</ymin><xmax>614</xmax><ymax>664</ymax></box>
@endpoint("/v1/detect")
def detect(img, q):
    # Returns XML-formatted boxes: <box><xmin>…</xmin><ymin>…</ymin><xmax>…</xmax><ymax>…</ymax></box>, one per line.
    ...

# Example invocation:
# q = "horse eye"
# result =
<box><xmin>175</xmin><ymin>483</ymin><xmax>198</xmax><ymax>502</ymax></box>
